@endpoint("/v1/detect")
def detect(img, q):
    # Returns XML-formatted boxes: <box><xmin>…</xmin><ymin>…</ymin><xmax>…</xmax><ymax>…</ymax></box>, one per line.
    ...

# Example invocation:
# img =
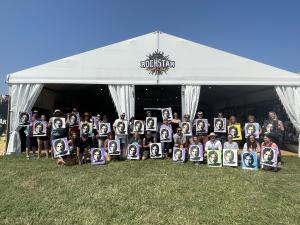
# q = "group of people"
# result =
<box><xmin>20</xmin><ymin>107</ymin><xmax>284</xmax><ymax>169</ymax></box>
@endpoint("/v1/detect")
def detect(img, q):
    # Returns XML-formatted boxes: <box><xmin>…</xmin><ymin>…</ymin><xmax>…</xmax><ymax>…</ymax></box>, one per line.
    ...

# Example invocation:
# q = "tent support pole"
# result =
<box><xmin>298</xmin><ymin>134</ymin><xmax>300</xmax><ymax>158</ymax></box>
<box><xmin>5</xmin><ymin>95</ymin><xmax>11</xmax><ymax>154</ymax></box>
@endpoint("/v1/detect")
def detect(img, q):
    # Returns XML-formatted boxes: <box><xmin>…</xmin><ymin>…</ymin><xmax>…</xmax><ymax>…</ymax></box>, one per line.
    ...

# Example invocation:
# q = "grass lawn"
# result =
<box><xmin>0</xmin><ymin>155</ymin><xmax>299</xmax><ymax>225</ymax></box>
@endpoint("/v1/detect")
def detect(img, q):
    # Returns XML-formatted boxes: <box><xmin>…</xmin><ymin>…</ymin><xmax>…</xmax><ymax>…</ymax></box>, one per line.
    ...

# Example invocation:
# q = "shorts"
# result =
<box><xmin>26</xmin><ymin>137</ymin><xmax>38</xmax><ymax>149</ymax></box>
<box><xmin>116</xmin><ymin>135</ymin><xmax>127</xmax><ymax>144</ymax></box>
<box><xmin>37</xmin><ymin>136</ymin><xmax>49</xmax><ymax>141</ymax></box>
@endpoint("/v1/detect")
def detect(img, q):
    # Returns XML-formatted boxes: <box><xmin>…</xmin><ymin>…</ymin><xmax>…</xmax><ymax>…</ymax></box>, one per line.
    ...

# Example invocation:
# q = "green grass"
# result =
<box><xmin>0</xmin><ymin>155</ymin><xmax>299</xmax><ymax>225</ymax></box>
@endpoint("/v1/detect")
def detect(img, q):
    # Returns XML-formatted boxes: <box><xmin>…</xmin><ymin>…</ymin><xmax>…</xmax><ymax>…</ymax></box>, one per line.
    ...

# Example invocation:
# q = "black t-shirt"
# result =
<box><xmin>75</xmin><ymin>137</ymin><xmax>93</xmax><ymax>153</ymax></box>
<box><xmin>143</xmin><ymin>137</ymin><xmax>154</xmax><ymax>150</ymax></box>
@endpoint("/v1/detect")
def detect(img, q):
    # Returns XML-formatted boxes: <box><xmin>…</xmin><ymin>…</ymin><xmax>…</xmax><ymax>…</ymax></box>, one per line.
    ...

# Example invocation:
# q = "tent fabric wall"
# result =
<box><xmin>6</xmin><ymin>83</ymin><xmax>44</xmax><ymax>154</ymax></box>
<box><xmin>108</xmin><ymin>85</ymin><xmax>135</xmax><ymax>120</ymax></box>
<box><xmin>275</xmin><ymin>86</ymin><xmax>300</xmax><ymax>157</ymax></box>
<box><xmin>181</xmin><ymin>85</ymin><xmax>201</xmax><ymax>121</ymax></box>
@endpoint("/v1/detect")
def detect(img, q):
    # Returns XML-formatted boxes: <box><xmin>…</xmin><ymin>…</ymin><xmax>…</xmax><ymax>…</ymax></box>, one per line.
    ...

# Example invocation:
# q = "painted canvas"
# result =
<box><xmin>222</xmin><ymin>149</ymin><xmax>238</xmax><ymax>167</ymax></box>
<box><xmin>127</xmin><ymin>143</ymin><xmax>140</xmax><ymax>160</ymax></box>
<box><xmin>195</xmin><ymin>119</ymin><xmax>208</xmax><ymax>134</ymax></box>
<box><xmin>161</xmin><ymin>107</ymin><xmax>173</xmax><ymax>121</ymax></box>
<box><xmin>261</xmin><ymin>147</ymin><xmax>278</xmax><ymax>168</ymax></box>
<box><xmin>189</xmin><ymin>144</ymin><xmax>203</xmax><ymax>161</ymax></box>
<box><xmin>214</xmin><ymin>118</ymin><xmax>226</xmax><ymax>133</ymax></box>
<box><xmin>207</xmin><ymin>149</ymin><xmax>222</xmax><ymax>167</ymax></box>
<box><xmin>107</xmin><ymin>140</ymin><xmax>121</xmax><ymax>155</ymax></box>
<box><xmin>90</xmin><ymin>148</ymin><xmax>106</xmax><ymax>165</ymax></box>
<box><xmin>241</xmin><ymin>151</ymin><xmax>258</xmax><ymax>170</ymax></box>
<box><xmin>52</xmin><ymin>137</ymin><xmax>70</xmax><ymax>158</ymax></box>
<box><xmin>227</xmin><ymin>124</ymin><xmax>242</xmax><ymax>141</ymax></box>
<box><xmin>80</xmin><ymin>122</ymin><xmax>93</xmax><ymax>137</ymax></box>
<box><xmin>150</xmin><ymin>143</ymin><xmax>162</xmax><ymax>159</ymax></box>
<box><xmin>33</xmin><ymin>121</ymin><xmax>47</xmax><ymax>137</ymax></box>
<box><xmin>19</xmin><ymin>112</ymin><xmax>32</xmax><ymax>126</ymax></box>
<box><xmin>173</xmin><ymin>148</ymin><xmax>186</xmax><ymax>162</ymax></box>
<box><xmin>160</xmin><ymin>125</ymin><xmax>172</xmax><ymax>142</ymax></box>
<box><xmin>145</xmin><ymin>117</ymin><xmax>157</xmax><ymax>131</ymax></box>
<box><xmin>181</xmin><ymin>122</ymin><xmax>192</xmax><ymax>136</ymax></box>
<box><xmin>132</xmin><ymin>120</ymin><xmax>145</xmax><ymax>134</ymax></box>
<box><xmin>98</xmin><ymin>123</ymin><xmax>111</xmax><ymax>136</ymax></box>
<box><xmin>244</xmin><ymin>123</ymin><xmax>260</xmax><ymax>138</ymax></box>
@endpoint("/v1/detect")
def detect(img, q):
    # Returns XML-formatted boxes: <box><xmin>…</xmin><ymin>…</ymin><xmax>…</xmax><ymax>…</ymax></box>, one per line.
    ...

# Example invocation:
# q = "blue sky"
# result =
<box><xmin>0</xmin><ymin>0</ymin><xmax>299</xmax><ymax>94</ymax></box>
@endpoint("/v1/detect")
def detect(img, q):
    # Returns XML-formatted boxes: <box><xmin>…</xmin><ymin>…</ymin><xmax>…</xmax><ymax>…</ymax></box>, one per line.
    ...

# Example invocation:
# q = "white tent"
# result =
<box><xmin>6</xmin><ymin>31</ymin><xmax>300</xmax><ymax>156</ymax></box>
<box><xmin>7</xmin><ymin>31</ymin><xmax>300</xmax><ymax>86</ymax></box>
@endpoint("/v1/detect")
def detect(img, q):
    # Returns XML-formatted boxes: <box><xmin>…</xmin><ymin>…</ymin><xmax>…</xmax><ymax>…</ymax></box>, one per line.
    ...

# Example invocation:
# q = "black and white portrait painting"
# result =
<box><xmin>19</xmin><ymin>112</ymin><xmax>32</xmax><ymax>126</ymax></box>
<box><xmin>173</xmin><ymin>148</ymin><xmax>186</xmax><ymax>163</ymax></box>
<box><xmin>115</xmin><ymin>120</ymin><xmax>128</xmax><ymax>135</ymax></box>
<box><xmin>52</xmin><ymin>117</ymin><xmax>66</xmax><ymax>130</ymax></box>
<box><xmin>207</xmin><ymin>150</ymin><xmax>222</xmax><ymax>167</ymax></box>
<box><xmin>98</xmin><ymin>123</ymin><xmax>111</xmax><ymax>136</ymax></box>
<box><xmin>159</xmin><ymin>125</ymin><xmax>172</xmax><ymax>142</ymax></box>
<box><xmin>214</xmin><ymin>118</ymin><xmax>226</xmax><ymax>133</ymax></box>
<box><xmin>80</xmin><ymin>122</ymin><xmax>93</xmax><ymax>137</ymax></box>
<box><xmin>195</xmin><ymin>119</ymin><xmax>208</xmax><ymax>134</ymax></box>
<box><xmin>52</xmin><ymin>137</ymin><xmax>70</xmax><ymax>158</ymax></box>
<box><xmin>264</xmin><ymin>121</ymin><xmax>276</xmax><ymax>134</ymax></box>
<box><xmin>145</xmin><ymin>117</ymin><xmax>157</xmax><ymax>131</ymax></box>
<box><xmin>127</xmin><ymin>143</ymin><xmax>140</xmax><ymax>160</ymax></box>
<box><xmin>90</xmin><ymin>148</ymin><xmax>106</xmax><ymax>165</ymax></box>
<box><xmin>92</xmin><ymin>116</ymin><xmax>99</xmax><ymax>129</ymax></box>
<box><xmin>227</xmin><ymin>125</ymin><xmax>242</xmax><ymax>140</ymax></box>
<box><xmin>150</xmin><ymin>143</ymin><xmax>162</xmax><ymax>159</ymax></box>
<box><xmin>107</xmin><ymin>140</ymin><xmax>121</xmax><ymax>155</ymax></box>
<box><xmin>133</xmin><ymin>120</ymin><xmax>144</xmax><ymax>134</ymax></box>
<box><xmin>161</xmin><ymin>107</ymin><xmax>173</xmax><ymax>121</ymax></box>
<box><xmin>222</xmin><ymin>149</ymin><xmax>238</xmax><ymax>167</ymax></box>
<box><xmin>244</xmin><ymin>123</ymin><xmax>259</xmax><ymax>138</ymax></box>
<box><xmin>189</xmin><ymin>144</ymin><xmax>203</xmax><ymax>161</ymax></box>
<box><xmin>33</xmin><ymin>121</ymin><xmax>47</xmax><ymax>137</ymax></box>
<box><xmin>261</xmin><ymin>147</ymin><xmax>278</xmax><ymax>167</ymax></box>
<box><xmin>67</xmin><ymin>113</ymin><xmax>80</xmax><ymax>127</ymax></box>
<box><xmin>181</xmin><ymin>122</ymin><xmax>192</xmax><ymax>136</ymax></box>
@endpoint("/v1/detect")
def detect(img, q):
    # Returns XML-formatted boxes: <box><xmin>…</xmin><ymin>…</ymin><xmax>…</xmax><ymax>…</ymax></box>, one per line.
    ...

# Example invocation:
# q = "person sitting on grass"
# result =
<box><xmin>190</xmin><ymin>135</ymin><xmax>203</xmax><ymax>165</ymax></box>
<box><xmin>129</xmin><ymin>132</ymin><xmax>142</xmax><ymax>146</ymax></box>
<box><xmin>261</xmin><ymin>133</ymin><xmax>281</xmax><ymax>170</ymax></box>
<box><xmin>204</xmin><ymin>132</ymin><xmax>222</xmax><ymax>160</ymax></box>
<box><xmin>56</xmin><ymin>131</ymin><xmax>77</xmax><ymax>166</ymax></box>
<box><xmin>93</xmin><ymin>131</ymin><xmax>111</xmax><ymax>163</ymax></box>
<box><xmin>205</xmin><ymin>132</ymin><xmax>222</xmax><ymax>151</ymax></box>
<box><xmin>173</xmin><ymin>127</ymin><xmax>186</xmax><ymax>148</ymax></box>
<box><xmin>223</xmin><ymin>134</ymin><xmax>239</xmax><ymax>150</ymax></box>
<box><xmin>243</xmin><ymin>134</ymin><xmax>261</xmax><ymax>159</ymax></box>
<box><xmin>142</xmin><ymin>131</ymin><xmax>156</xmax><ymax>160</ymax></box>
<box><xmin>75</xmin><ymin>133</ymin><xmax>93</xmax><ymax>165</ymax></box>
<box><xmin>104</xmin><ymin>132</ymin><xmax>120</xmax><ymax>161</ymax></box>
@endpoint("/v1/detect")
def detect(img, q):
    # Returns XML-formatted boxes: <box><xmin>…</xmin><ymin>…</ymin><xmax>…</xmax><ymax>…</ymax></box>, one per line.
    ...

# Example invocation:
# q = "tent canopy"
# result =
<box><xmin>7</xmin><ymin>31</ymin><xmax>300</xmax><ymax>86</ymax></box>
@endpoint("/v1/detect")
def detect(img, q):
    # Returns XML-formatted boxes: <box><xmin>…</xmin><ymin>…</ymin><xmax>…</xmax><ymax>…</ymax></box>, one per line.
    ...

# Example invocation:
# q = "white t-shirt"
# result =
<box><xmin>205</xmin><ymin>140</ymin><xmax>222</xmax><ymax>151</ymax></box>
<box><xmin>223</xmin><ymin>141</ymin><xmax>239</xmax><ymax>150</ymax></box>
<box><xmin>113</xmin><ymin>118</ymin><xmax>127</xmax><ymax>143</ymax></box>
